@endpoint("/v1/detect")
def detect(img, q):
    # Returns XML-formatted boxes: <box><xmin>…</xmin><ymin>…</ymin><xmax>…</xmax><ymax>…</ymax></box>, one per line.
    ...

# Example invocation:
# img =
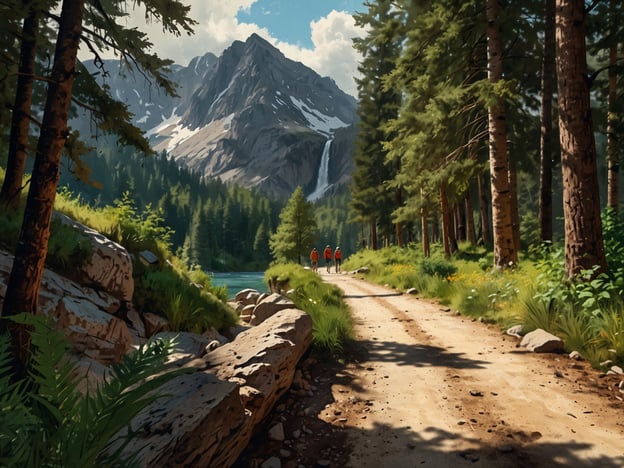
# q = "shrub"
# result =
<box><xmin>45</xmin><ymin>219</ymin><xmax>93</xmax><ymax>273</ymax></box>
<box><xmin>419</xmin><ymin>257</ymin><xmax>457</xmax><ymax>278</ymax></box>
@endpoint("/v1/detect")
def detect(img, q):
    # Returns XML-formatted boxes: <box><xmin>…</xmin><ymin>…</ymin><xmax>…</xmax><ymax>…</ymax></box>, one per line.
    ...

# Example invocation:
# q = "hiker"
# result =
<box><xmin>334</xmin><ymin>246</ymin><xmax>342</xmax><ymax>273</ymax></box>
<box><xmin>323</xmin><ymin>245</ymin><xmax>332</xmax><ymax>273</ymax></box>
<box><xmin>310</xmin><ymin>247</ymin><xmax>319</xmax><ymax>272</ymax></box>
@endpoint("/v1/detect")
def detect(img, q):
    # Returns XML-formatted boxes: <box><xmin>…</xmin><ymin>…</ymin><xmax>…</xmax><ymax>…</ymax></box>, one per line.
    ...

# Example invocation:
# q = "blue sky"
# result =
<box><xmin>128</xmin><ymin>1</ymin><xmax>367</xmax><ymax>96</ymax></box>
<box><xmin>237</xmin><ymin>0</ymin><xmax>366</xmax><ymax>48</ymax></box>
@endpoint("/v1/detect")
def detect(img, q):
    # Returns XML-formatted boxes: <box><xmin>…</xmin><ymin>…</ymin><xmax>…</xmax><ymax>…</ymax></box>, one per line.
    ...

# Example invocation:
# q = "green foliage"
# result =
<box><xmin>45</xmin><ymin>219</ymin><xmax>93</xmax><ymax>273</ymax></box>
<box><xmin>58</xmin><ymin>150</ymin><xmax>282</xmax><ymax>272</ymax></box>
<box><xmin>103</xmin><ymin>192</ymin><xmax>173</xmax><ymax>254</ymax></box>
<box><xmin>265</xmin><ymin>264</ymin><xmax>352</xmax><ymax>354</ymax></box>
<box><xmin>419</xmin><ymin>257</ymin><xmax>457</xmax><ymax>279</ymax></box>
<box><xmin>134</xmin><ymin>267</ymin><xmax>237</xmax><ymax>333</ymax></box>
<box><xmin>594</xmin><ymin>308</ymin><xmax>624</xmax><ymax>364</ymax></box>
<box><xmin>0</xmin><ymin>314</ymin><xmax>191</xmax><ymax>466</ymax></box>
<box><xmin>270</xmin><ymin>187</ymin><xmax>317</xmax><ymax>265</ymax></box>
<box><xmin>556</xmin><ymin>307</ymin><xmax>596</xmax><ymax>358</ymax></box>
<box><xmin>519</xmin><ymin>294</ymin><xmax>558</xmax><ymax>333</ymax></box>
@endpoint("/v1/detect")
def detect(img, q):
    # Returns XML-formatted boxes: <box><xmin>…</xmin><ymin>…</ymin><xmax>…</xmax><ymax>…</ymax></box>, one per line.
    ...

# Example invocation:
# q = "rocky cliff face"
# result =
<box><xmin>85</xmin><ymin>34</ymin><xmax>358</xmax><ymax>199</ymax></box>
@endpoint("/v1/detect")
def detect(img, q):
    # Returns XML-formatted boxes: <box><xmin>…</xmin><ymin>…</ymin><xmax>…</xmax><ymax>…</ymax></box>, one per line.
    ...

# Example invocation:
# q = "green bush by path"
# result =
<box><xmin>265</xmin><ymin>264</ymin><xmax>353</xmax><ymax>354</ymax></box>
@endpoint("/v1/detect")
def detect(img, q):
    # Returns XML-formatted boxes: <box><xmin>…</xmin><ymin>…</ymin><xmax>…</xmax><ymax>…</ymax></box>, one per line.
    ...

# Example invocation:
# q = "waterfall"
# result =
<box><xmin>307</xmin><ymin>138</ymin><xmax>333</xmax><ymax>201</ymax></box>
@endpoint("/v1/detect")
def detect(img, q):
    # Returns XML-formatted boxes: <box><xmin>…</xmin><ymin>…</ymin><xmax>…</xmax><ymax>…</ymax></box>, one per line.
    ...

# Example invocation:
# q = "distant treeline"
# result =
<box><xmin>59</xmin><ymin>145</ymin><xmax>360</xmax><ymax>271</ymax></box>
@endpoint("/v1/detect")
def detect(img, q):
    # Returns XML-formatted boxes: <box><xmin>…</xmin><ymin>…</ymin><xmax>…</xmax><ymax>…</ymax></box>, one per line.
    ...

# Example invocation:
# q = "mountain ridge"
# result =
<box><xmin>82</xmin><ymin>34</ymin><xmax>358</xmax><ymax>199</ymax></box>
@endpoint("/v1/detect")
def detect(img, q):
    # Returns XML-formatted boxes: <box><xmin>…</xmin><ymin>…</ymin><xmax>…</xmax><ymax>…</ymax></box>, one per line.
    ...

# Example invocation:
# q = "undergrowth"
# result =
<box><xmin>265</xmin><ymin>263</ymin><xmax>352</xmax><ymax>355</ymax></box>
<box><xmin>342</xmin><ymin>211</ymin><xmax>624</xmax><ymax>370</ymax></box>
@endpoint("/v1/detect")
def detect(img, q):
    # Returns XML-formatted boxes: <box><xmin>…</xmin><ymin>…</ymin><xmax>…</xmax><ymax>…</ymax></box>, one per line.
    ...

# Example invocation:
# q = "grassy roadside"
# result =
<box><xmin>342</xmin><ymin>240</ymin><xmax>624</xmax><ymax>370</ymax></box>
<box><xmin>265</xmin><ymin>263</ymin><xmax>353</xmax><ymax>355</ymax></box>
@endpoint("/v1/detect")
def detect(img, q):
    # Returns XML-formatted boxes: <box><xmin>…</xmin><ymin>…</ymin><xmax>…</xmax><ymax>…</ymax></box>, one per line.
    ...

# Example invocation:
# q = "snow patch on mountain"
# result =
<box><xmin>289</xmin><ymin>96</ymin><xmax>349</xmax><ymax>136</ymax></box>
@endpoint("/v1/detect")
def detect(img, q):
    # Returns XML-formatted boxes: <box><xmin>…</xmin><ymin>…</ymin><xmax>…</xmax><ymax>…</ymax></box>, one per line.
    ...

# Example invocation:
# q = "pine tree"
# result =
<box><xmin>555</xmin><ymin>0</ymin><xmax>607</xmax><ymax>276</ymax></box>
<box><xmin>350</xmin><ymin>0</ymin><xmax>403</xmax><ymax>250</ymax></box>
<box><xmin>1</xmin><ymin>0</ymin><xmax>196</xmax><ymax>374</ymax></box>
<box><xmin>269</xmin><ymin>187</ymin><xmax>317</xmax><ymax>265</ymax></box>
<box><xmin>487</xmin><ymin>0</ymin><xmax>518</xmax><ymax>268</ymax></box>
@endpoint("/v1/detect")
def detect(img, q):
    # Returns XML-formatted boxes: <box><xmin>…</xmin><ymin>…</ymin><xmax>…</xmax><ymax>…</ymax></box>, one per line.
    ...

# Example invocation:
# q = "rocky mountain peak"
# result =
<box><xmin>79</xmin><ymin>34</ymin><xmax>358</xmax><ymax>199</ymax></box>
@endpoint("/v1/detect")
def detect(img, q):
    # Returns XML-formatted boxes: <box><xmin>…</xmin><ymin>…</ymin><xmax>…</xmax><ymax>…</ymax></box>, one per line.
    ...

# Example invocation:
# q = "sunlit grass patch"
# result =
<box><xmin>266</xmin><ymin>263</ymin><xmax>353</xmax><ymax>354</ymax></box>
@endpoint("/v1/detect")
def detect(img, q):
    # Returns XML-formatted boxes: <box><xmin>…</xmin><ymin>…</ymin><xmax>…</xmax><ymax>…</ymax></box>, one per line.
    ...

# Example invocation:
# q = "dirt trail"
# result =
<box><xmin>319</xmin><ymin>271</ymin><xmax>624</xmax><ymax>467</ymax></box>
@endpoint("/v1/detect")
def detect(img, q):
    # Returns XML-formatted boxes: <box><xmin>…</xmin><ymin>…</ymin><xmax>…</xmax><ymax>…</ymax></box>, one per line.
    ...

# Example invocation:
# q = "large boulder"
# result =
<box><xmin>57</xmin><ymin>296</ymin><xmax>132</xmax><ymax>364</ymax></box>
<box><xmin>55</xmin><ymin>214</ymin><xmax>134</xmax><ymax>301</ymax></box>
<box><xmin>116</xmin><ymin>308</ymin><xmax>313</xmax><ymax>467</ymax></box>
<box><xmin>0</xmin><ymin>248</ymin><xmax>133</xmax><ymax>365</ymax></box>
<box><xmin>250</xmin><ymin>293</ymin><xmax>295</xmax><ymax>325</ymax></box>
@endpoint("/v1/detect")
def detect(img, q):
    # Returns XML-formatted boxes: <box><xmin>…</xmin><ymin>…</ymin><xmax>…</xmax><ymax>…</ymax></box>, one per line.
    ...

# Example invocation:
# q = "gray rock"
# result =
<box><xmin>506</xmin><ymin>324</ymin><xmax>524</xmax><ymax>338</ymax></box>
<box><xmin>269</xmin><ymin>422</ymin><xmax>285</xmax><ymax>441</ymax></box>
<box><xmin>261</xmin><ymin>457</ymin><xmax>282</xmax><ymax>468</ymax></box>
<box><xmin>251</xmin><ymin>293</ymin><xmax>295</xmax><ymax>325</ymax></box>
<box><xmin>115</xmin><ymin>308</ymin><xmax>313</xmax><ymax>467</ymax></box>
<box><xmin>520</xmin><ymin>329</ymin><xmax>564</xmax><ymax>353</ymax></box>
<box><xmin>55</xmin><ymin>214</ymin><xmax>134</xmax><ymax>301</ymax></box>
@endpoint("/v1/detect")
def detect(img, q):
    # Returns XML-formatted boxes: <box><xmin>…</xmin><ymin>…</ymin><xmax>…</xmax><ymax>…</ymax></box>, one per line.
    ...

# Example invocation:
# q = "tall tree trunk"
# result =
<box><xmin>421</xmin><ymin>207</ymin><xmax>430</xmax><ymax>258</ymax></box>
<box><xmin>477</xmin><ymin>171</ymin><xmax>491</xmax><ymax>245</ymax></box>
<box><xmin>431</xmin><ymin>216</ymin><xmax>440</xmax><ymax>244</ymax></box>
<box><xmin>465</xmin><ymin>191</ymin><xmax>476</xmax><ymax>245</ymax></box>
<box><xmin>0</xmin><ymin>4</ymin><xmax>39</xmax><ymax>210</ymax></box>
<box><xmin>539</xmin><ymin>0</ymin><xmax>556</xmax><ymax>240</ymax></box>
<box><xmin>455</xmin><ymin>201</ymin><xmax>466</xmax><ymax>242</ymax></box>
<box><xmin>395</xmin><ymin>187</ymin><xmax>403</xmax><ymax>247</ymax></box>
<box><xmin>486</xmin><ymin>0</ymin><xmax>517</xmax><ymax>268</ymax></box>
<box><xmin>509</xmin><ymin>158</ymin><xmax>521</xmax><ymax>253</ymax></box>
<box><xmin>439</xmin><ymin>184</ymin><xmax>457</xmax><ymax>257</ymax></box>
<box><xmin>440</xmin><ymin>185</ymin><xmax>451</xmax><ymax>258</ymax></box>
<box><xmin>555</xmin><ymin>0</ymin><xmax>607</xmax><ymax>277</ymax></box>
<box><xmin>606</xmin><ymin>0</ymin><xmax>619</xmax><ymax>212</ymax></box>
<box><xmin>370</xmin><ymin>218</ymin><xmax>378</xmax><ymax>250</ymax></box>
<box><xmin>2</xmin><ymin>0</ymin><xmax>85</xmax><ymax>371</ymax></box>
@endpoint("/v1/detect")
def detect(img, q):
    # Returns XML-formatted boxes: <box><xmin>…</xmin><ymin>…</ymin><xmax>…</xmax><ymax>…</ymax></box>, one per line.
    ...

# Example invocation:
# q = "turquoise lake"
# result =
<box><xmin>210</xmin><ymin>272</ymin><xmax>268</xmax><ymax>299</ymax></box>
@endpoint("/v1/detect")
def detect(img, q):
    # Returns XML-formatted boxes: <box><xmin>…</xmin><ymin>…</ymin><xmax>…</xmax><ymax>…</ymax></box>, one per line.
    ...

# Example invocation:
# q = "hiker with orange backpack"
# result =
<box><xmin>334</xmin><ymin>246</ymin><xmax>342</xmax><ymax>273</ymax></box>
<box><xmin>323</xmin><ymin>245</ymin><xmax>332</xmax><ymax>273</ymax></box>
<box><xmin>310</xmin><ymin>247</ymin><xmax>319</xmax><ymax>272</ymax></box>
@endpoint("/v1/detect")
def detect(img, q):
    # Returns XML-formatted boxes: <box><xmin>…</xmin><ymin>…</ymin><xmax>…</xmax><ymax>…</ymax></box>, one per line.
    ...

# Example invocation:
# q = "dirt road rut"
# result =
<box><xmin>320</xmin><ymin>272</ymin><xmax>624</xmax><ymax>467</ymax></box>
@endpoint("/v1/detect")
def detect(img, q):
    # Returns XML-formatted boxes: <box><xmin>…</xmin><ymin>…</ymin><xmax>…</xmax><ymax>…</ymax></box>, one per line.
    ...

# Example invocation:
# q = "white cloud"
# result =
<box><xmin>112</xmin><ymin>1</ymin><xmax>364</xmax><ymax>97</ymax></box>
<box><xmin>276</xmin><ymin>10</ymin><xmax>365</xmax><ymax>97</ymax></box>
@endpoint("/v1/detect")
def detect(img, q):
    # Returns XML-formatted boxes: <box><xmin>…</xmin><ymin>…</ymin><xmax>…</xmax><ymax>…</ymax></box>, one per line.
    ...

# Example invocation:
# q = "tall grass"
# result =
<box><xmin>265</xmin><ymin>263</ymin><xmax>352</xmax><ymax>354</ymax></box>
<box><xmin>342</xmin><ymin>237</ymin><xmax>624</xmax><ymax>369</ymax></box>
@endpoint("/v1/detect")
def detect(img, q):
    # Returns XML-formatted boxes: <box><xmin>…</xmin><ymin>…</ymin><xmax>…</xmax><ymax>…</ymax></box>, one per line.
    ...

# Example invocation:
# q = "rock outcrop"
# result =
<box><xmin>113</xmin><ymin>308</ymin><xmax>313</xmax><ymax>467</ymax></box>
<box><xmin>55</xmin><ymin>213</ymin><xmax>134</xmax><ymax>301</ymax></box>
<box><xmin>1</xmin><ymin>231</ymin><xmax>313</xmax><ymax>466</ymax></box>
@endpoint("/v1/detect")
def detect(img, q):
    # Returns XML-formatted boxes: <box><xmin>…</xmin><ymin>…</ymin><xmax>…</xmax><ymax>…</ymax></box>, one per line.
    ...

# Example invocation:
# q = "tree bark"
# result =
<box><xmin>606</xmin><ymin>0</ymin><xmax>619</xmax><ymax>212</ymax></box>
<box><xmin>509</xmin><ymin>158</ymin><xmax>521</xmax><ymax>252</ymax></box>
<box><xmin>439</xmin><ymin>184</ymin><xmax>457</xmax><ymax>257</ymax></box>
<box><xmin>539</xmin><ymin>0</ymin><xmax>556</xmax><ymax>240</ymax></box>
<box><xmin>421</xmin><ymin>207</ymin><xmax>430</xmax><ymax>257</ymax></box>
<box><xmin>395</xmin><ymin>187</ymin><xmax>403</xmax><ymax>247</ymax></box>
<box><xmin>2</xmin><ymin>0</ymin><xmax>85</xmax><ymax>370</ymax></box>
<box><xmin>0</xmin><ymin>3</ymin><xmax>39</xmax><ymax>210</ymax></box>
<box><xmin>555</xmin><ymin>0</ymin><xmax>607</xmax><ymax>276</ymax></box>
<box><xmin>487</xmin><ymin>0</ymin><xmax>518</xmax><ymax>268</ymax></box>
<box><xmin>370</xmin><ymin>218</ymin><xmax>378</xmax><ymax>250</ymax></box>
<box><xmin>465</xmin><ymin>191</ymin><xmax>476</xmax><ymax>245</ymax></box>
<box><xmin>477</xmin><ymin>171</ymin><xmax>491</xmax><ymax>245</ymax></box>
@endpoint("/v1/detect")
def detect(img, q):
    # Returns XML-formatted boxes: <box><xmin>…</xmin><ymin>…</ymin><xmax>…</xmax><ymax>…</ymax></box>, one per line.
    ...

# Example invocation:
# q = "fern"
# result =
<box><xmin>0</xmin><ymin>315</ymin><xmax>193</xmax><ymax>466</ymax></box>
